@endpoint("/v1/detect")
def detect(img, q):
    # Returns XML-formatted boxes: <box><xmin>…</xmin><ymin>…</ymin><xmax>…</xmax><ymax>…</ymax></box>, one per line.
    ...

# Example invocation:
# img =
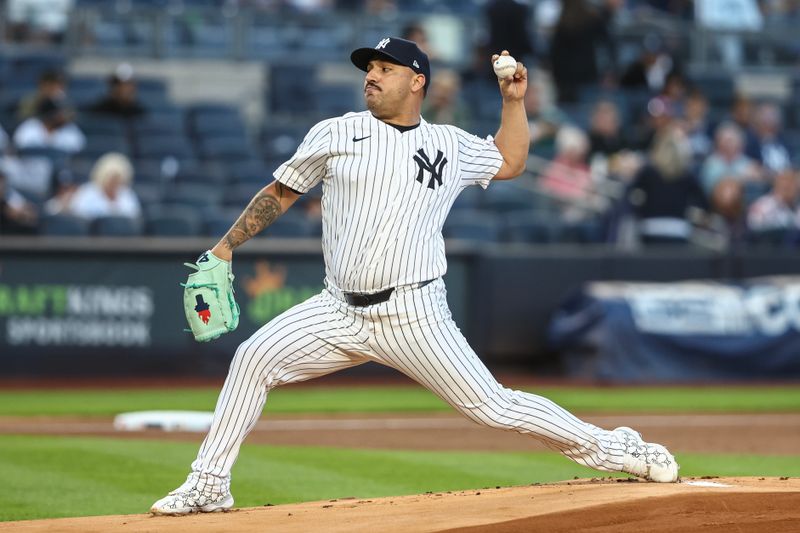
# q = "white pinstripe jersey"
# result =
<box><xmin>274</xmin><ymin>111</ymin><xmax>504</xmax><ymax>293</ymax></box>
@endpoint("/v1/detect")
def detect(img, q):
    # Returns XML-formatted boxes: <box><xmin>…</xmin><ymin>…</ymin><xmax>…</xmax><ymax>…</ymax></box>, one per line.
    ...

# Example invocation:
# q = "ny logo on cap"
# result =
<box><xmin>413</xmin><ymin>60</ymin><xmax>420</xmax><ymax>68</ymax></box>
<box><xmin>376</xmin><ymin>38</ymin><xmax>390</xmax><ymax>50</ymax></box>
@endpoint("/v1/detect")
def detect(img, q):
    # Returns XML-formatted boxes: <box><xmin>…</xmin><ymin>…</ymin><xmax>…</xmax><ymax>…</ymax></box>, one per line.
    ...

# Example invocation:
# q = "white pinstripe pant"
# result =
<box><xmin>191</xmin><ymin>278</ymin><xmax>625</xmax><ymax>480</ymax></box>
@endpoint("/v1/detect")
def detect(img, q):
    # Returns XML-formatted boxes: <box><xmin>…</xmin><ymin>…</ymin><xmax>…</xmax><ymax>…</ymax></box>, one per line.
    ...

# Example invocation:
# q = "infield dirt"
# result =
<box><xmin>2</xmin><ymin>477</ymin><xmax>798</xmax><ymax>532</ymax></box>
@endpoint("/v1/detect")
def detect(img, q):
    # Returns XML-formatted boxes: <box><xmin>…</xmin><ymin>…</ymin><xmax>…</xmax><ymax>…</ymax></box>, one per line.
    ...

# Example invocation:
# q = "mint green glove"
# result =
<box><xmin>181</xmin><ymin>251</ymin><xmax>240</xmax><ymax>342</ymax></box>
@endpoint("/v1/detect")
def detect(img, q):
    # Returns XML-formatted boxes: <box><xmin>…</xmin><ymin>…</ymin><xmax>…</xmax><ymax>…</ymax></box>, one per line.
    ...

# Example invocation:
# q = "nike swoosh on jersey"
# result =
<box><xmin>352</xmin><ymin>135</ymin><xmax>371</xmax><ymax>142</ymax></box>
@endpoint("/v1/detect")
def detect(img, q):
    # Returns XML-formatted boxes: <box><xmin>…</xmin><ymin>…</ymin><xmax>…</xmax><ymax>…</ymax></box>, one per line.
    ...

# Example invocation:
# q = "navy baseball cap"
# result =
<box><xmin>350</xmin><ymin>37</ymin><xmax>431</xmax><ymax>92</ymax></box>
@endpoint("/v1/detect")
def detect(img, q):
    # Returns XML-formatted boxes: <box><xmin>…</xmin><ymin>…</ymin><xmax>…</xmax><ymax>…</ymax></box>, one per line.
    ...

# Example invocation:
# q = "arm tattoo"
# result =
<box><xmin>222</xmin><ymin>183</ymin><xmax>289</xmax><ymax>251</ymax></box>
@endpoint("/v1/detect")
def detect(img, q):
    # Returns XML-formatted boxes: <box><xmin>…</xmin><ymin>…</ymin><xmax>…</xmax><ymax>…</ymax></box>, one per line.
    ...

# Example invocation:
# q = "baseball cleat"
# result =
<box><xmin>614</xmin><ymin>426</ymin><xmax>679</xmax><ymax>483</ymax></box>
<box><xmin>150</xmin><ymin>473</ymin><xmax>234</xmax><ymax>516</ymax></box>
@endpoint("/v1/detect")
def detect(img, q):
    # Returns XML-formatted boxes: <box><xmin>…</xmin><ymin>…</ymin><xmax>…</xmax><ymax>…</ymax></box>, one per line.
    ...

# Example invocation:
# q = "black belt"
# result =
<box><xmin>342</xmin><ymin>279</ymin><xmax>435</xmax><ymax>307</ymax></box>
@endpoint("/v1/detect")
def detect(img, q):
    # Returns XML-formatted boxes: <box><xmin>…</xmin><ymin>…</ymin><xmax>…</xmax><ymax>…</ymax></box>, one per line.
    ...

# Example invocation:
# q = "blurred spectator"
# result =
<box><xmin>6</xmin><ymin>0</ymin><xmax>73</xmax><ymax>44</ymax></box>
<box><xmin>588</xmin><ymin>99</ymin><xmax>641</xmax><ymax>183</ymax></box>
<box><xmin>422</xmin><ymin>69</ymin><xmax>469</xmax><ymax>128</ymax></box>
<box><xmin>88</xmin><ymin>64</ymin><xmax>147</xmax><ymax>118</ymax></box>
<box><xmin>700</xmin><ymin>122</ymin><xmax>762</xmax><ymax>196</ymax></box>
<box><xmin>714</xmin><ymin>93</ymin><xmax>756</xmax><ymax>146</ymax></box>
<box><xmin>588</xmin><ymin>100</ymin><xmax>628</xmax><ymax>158</ymax></box>
<box><xmin>709</xmin><ymin>178</ymin><xmax>747</xmax><ymax>242</ymax></box>
<box><xmin>63</xmin><ymin>153</ymin><xmax>141</xmax><ymax>221</ymax></box>
<box><xmin>549</xmin><ymin>0</ymin><xmax>619</xmax><ymax>103</ymax></box>
<box><xmin>526</xmin><ymin>80</ymin><xmax>567</xmax><ymax>156</ymax></box>
<box><xmin>745</xmin><ymin>102</ymin><xmax>792</xmax><ymax>175</ymax></box>
<box><xmin>16</xmin><ymin>70</ymin><xmax>67</xmax><ymax>121</ymax></box>
<box><xmin>0</xmin><ymin>153</ymin><xmax>51</xmax><ymax>200</ymax></box>
<box><xmin>485</xmin><ymin>0</ymin><xmax>536</xmax><ymax>65</ymax></box>
<box><xmin>659</xmin><ymin>71</ymin><xmax>688</xmax><ymax>111</ymax></box>
<box><xmin>629</xmin><ymin>124</ymin><xmax>706</xmax><ymax>244</ymax></box>
<box><xmin>461</xmin><ymin>43</ymin><xmax>493</xmax><ymax>84</ymax></box>
<box><xmin>13</xmin><ymin>97</ymin><xmax>86</xmax><ymax>154</ymax></box>
<box><xmin>620</xmin><ymin>33</ymin><xmax>677</xmax><ymax>94</ymax></box>
<box><xmin>680</xmin><ymin>89</ymin><xmax>714</xmax><ymax>163</ymax></box>
<box><xmin>730</xmin><ymin>94</ymin><xmax>751</xmax><ymax>127</ymax></box>
<box><xmin>632</xmin><ymin>95</ymin><xmax>675</xmax><ymax>151</ymax></box>
<box><xmin>401</xmin><ymin>22</ymin><xmax>437</xmax><ymax>61</ymax></box>
<box><xmin>0</xmin><ymin>168</ymin><xmax>38</xmax><ymax>234</ymax></box>
<box><xmin>539</xmin><ymin>125</ymin><xmax>594</xmax><ymax>210</ymax></box>
<box><xmin>43</xmin><ymin>179</ymin><xmax>79</xmax><ymax>217</ymax></box>
<box><xmin>747</xmin><ymin>169</ymin><xmax>800</xmax><ymax>231</ymax></box>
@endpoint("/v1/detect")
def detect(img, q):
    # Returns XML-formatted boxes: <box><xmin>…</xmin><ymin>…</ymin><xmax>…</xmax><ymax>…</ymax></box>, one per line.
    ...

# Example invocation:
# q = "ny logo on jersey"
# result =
<box><xmin>376</xmin><ymin>38</ymin><xmax>390</xmax><ymax>50</ymax></box>
<box><xmin>413</xmin><ymin>149</ymin><xmax>448</xmax><ymax>190</ymax></box>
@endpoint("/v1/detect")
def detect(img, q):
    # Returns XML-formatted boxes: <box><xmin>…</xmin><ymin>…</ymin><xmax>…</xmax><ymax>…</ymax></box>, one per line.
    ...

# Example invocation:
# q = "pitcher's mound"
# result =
<box><xmin>3</xmin><ymin>477</ymin><xmax>798</xmax><ymax>533</ymax></box>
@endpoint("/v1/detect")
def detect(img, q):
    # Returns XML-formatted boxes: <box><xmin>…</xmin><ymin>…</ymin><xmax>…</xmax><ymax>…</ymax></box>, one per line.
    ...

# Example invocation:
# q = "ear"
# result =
<box><xmin>411</xmin><ymin>73</ymin><xmax>426</xmax><ymax>95</ymax></box>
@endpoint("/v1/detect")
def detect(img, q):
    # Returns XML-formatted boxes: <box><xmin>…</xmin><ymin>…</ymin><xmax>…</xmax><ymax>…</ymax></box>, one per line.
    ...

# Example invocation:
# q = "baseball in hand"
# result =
<box><xmin>493</xmin><ymin>55</ymin><xmax>517</xmax><ymax>79</ymax></box>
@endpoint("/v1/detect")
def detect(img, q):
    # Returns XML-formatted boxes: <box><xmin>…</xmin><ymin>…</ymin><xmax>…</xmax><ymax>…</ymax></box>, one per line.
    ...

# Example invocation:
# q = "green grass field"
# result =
<box><xmin>1</xmin><ymin>385</ymin><xmax>799</xmax><ymax>416</ymax></box>
<box><xmin>1</xmin><ymin>385</ymin><xmax>798</xmax><ymax>522</ymax></box>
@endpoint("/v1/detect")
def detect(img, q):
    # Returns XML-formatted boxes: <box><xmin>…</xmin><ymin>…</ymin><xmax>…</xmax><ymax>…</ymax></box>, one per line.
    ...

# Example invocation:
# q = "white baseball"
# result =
<box><xmin>493</xmin><ymin>55</ymin><xmax>517</xmax><ymax>79</ymax></box>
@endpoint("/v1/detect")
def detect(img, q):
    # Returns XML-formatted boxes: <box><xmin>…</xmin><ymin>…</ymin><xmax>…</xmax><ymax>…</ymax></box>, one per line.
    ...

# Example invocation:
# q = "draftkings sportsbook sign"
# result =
<box><xmin>0</xmin><ymin>284</ymin><xmax>153</xmax><ymax>347</ymax></box>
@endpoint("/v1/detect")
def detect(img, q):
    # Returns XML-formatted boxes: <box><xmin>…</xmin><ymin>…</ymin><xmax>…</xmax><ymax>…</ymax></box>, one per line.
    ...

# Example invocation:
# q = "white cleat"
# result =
<box><xmin>614</xmin><ymin>426</ymin><xmax>679</xmax><ymax>483</ymax></box>
<box><xmin>150</xmin><ymin>473</ymin><xmax>234</xmax><ymax>516</ymax></box>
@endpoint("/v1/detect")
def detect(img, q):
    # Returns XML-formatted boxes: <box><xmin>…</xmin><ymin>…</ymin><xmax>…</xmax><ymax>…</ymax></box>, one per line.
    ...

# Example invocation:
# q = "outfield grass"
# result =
<box><xmin>1</xmin><ymin>434</ymin><xmax>798</xmax><ymax>522</ymax></box>
<box><xmin>0</xmin><ymin>385</ymin><xmax>798</xmax><ymax>417</ymax></box>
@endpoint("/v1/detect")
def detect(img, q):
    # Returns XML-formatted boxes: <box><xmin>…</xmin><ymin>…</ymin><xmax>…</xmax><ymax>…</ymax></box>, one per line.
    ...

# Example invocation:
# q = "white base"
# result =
<box><xmin>113</xmin><ymin>410</ymin><xmax>214</xmax><ymax>432</ymax></box>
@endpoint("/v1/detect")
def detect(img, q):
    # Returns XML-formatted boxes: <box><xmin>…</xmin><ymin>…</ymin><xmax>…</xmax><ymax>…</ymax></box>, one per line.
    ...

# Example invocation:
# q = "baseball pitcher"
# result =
<box><xmin>152</xmin><ymin>37</ymin><xmax>678</xmax><ymax>516</ymax></box>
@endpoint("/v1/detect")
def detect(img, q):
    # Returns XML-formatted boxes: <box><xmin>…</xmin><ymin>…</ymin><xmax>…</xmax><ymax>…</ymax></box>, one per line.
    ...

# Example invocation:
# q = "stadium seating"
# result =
<box><xmin>132</xmin><ymin>115</ymin><xmax>185</xmax><ymax>136</ymax></box>
<box><xmin>261</xmin><ymin>123</ymin><xmax>307</xmax><ymax>159</ymax></box>
<box><xmin>443</xmin><ymin>210</ymin><xmax>502</xmax><ymax>242</ymax></box>
<box><xmin>223</xmin><ymin>183</ymin><xmax>264</xmax><ymax>208</ymax></box>
<box><xmin>196</xmin><ymin>137</ymin><xmax>256</xmax><ymax>161</ymax></box>
<box><xmin>132</xmin><ymin>182</ymin><xmax>164</xmax><ymax>205</ymax></box>
<box><xmin>145</xmin><ymin>207</ymin><xmax>203</xmax><ymax>236</ymax></box>
<box><xmin>204</xmin><ymin>208</ymin><xmax>240</xmax><ymax>237</ymax></box>
<box><xmin>747</xmin><ymin>227</ymin><xmax>796</xmax><ymax>247</ymax></box>
<box><xmin>190</xmin><ymin>112</ymin><xmax>246</xmax><ymax>138</ymax></box>
<box><xmin>227</xmin><ymin>159</ymin><xmax>269</xmax><ymax>184</ymax></box>
<box><xmin>76</xmin><ymin>115</ymin><xmax>127</xmax><ymax>137</ymax></box>
<box><xmin>81</xmin><ymin>135</ymin><xmax>132</xmax><ymax>158</ymax></box>
<box><xmin>269</xmin><ymin>64</ymin><xmax>317</xmax><ymax>114</ymax></box>
<box><xmin>174</xmin><ymin>165</ymin><xmax>227</xmax><ymax>185</ymax></box>
<box><xmin>5</xmin><ymin>2</ymin><xmax>800</xmax><ymax>250</ymax></box>
<box><xmin>91</xmin><ymin>216</ymin><xmax>144</xmax><ymax>236</ymax></box>
<box><xmin>483</xmin><ymin>181</ymin><xmax>541</xmax><ymax>213</ymax></box>
<box><xmin>68</xmin><ymin>76</ymin><xmax>106</xmax><ymax>108</ymax></box>
<box><xmin>560</xmin><ymin>218</ymin><xmax>606</xmax><ymax>244</ymax></box>
<box><xmin>257</xmin><ymin>210</ymin><xmax>317</xmax><ymax>238</ymax></box>
<box><xmin>40</xmin><ymin>214</ymin><xmax>91</xmax><ymax>236</ymax></box>
<box><xmin>163</xmin><ymin>182</ymin><xmax>223</xmax><ymax>209</ymax></box>
<box><xmin>451</xmin><ymin>186</ymin><xmax>483</xmax><ymax>211</ymax></box>
<box><xmin>502</xmin><ymin>212</ymin><xmax>560</xmax><ymax>244</ymax></box>
<box><xmin>135</xmin><ymin>135</ymin><xmax>195</xmax><ymax>160</ymax></box>
<box><xmin>313</xmin><ymin>85</ymin><xmax>358</xmax><ymax>116</ymax></box>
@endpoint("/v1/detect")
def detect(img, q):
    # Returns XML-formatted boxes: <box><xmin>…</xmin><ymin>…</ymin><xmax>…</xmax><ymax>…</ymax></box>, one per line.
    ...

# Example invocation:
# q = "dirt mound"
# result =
<box><xmin>3</xmin><ymin>477</ymin><xmax>797</xmax><ymax>533</ymax></box>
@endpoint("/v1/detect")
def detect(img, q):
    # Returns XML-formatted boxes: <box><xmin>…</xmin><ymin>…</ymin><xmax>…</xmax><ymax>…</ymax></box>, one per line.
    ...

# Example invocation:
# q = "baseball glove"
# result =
<box><xmin>181</xmin><ymin>251</ymin><xmax>240</xmax><ymax>342</ymax></box>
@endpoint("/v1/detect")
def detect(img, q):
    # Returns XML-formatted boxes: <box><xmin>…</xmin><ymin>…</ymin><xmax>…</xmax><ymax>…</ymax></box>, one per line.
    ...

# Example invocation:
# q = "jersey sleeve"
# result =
<box><xmin>273</xmin><ymin>119</ymin><xmax>333</xmax><ymax>193</ymax></box>
<box><xmin>456</xmin><ymin>128</ymin><xmax>505</xmax><ymax>189</ymax></box>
